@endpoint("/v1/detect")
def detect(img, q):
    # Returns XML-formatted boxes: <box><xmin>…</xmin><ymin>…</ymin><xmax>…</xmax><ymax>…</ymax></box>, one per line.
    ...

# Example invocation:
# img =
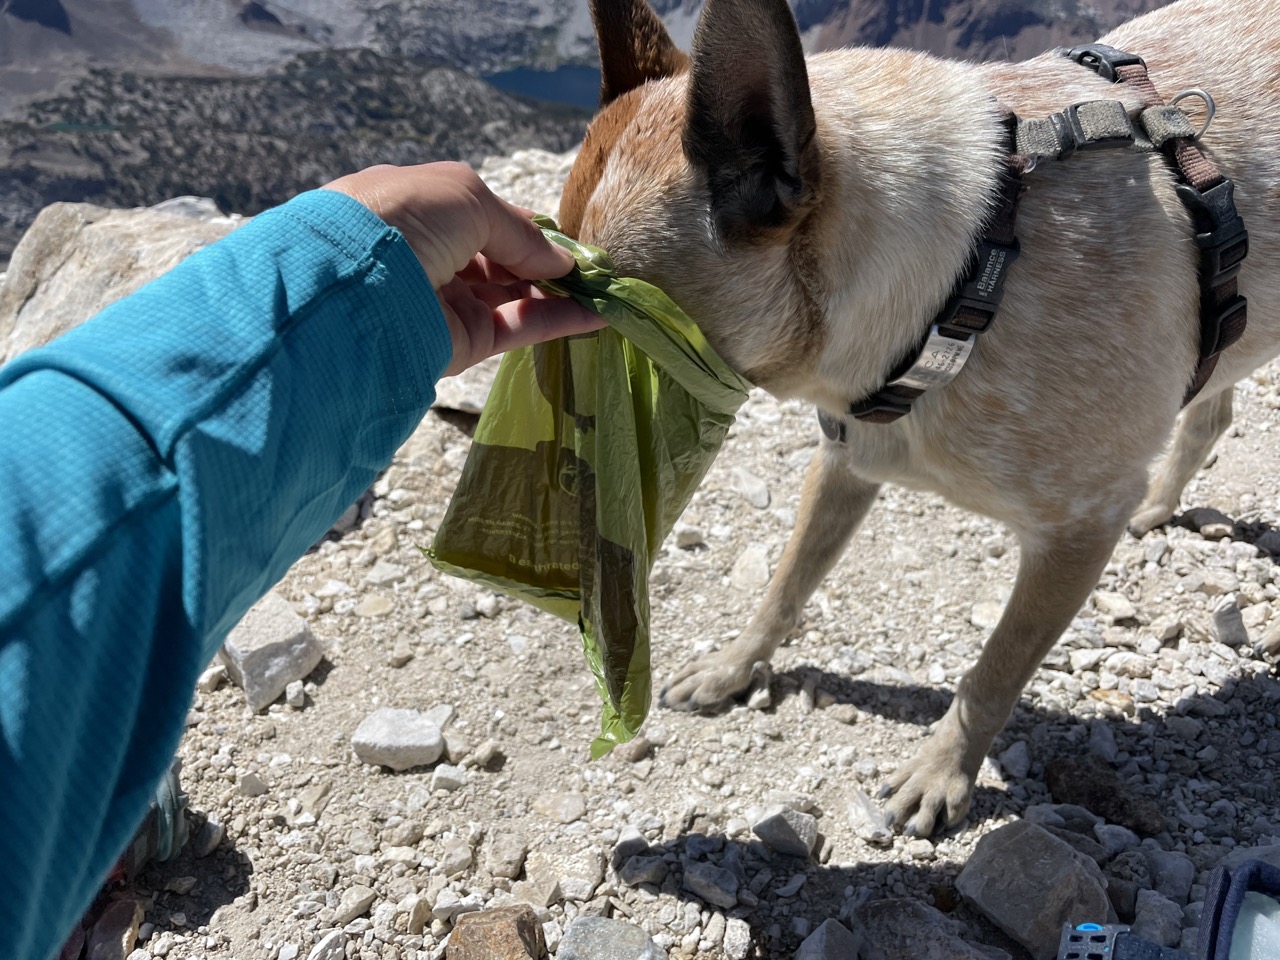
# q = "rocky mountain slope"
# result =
<box><xmin>0</xmin><ymin>48</ymin><xmax>588</xmax><ymax>269</ymax></box>
<box><xmin>6</xmin><ymin>148</ymin><xmax>1280</xmax><ymax>960</ymax></box>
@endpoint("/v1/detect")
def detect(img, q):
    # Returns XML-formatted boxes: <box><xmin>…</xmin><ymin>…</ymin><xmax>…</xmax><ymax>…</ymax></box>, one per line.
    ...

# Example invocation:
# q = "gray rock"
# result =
<box><xmin>856</xmin><ymin>899</ymin><xmax>1011</xmax><ymax>960</ymax></box>
<box><xmin>957</xmin><ymin>821</ymin><xmax>1110</xmax><ymax>960</ymax></box>
<box><xmin>1094</xmin><ymin>823</ymin><xmax>1141</xmax><ymax>858</ymax></box>
<box><xmin>1045</xmin><ymin>825</ymin><xmax>1110</xmax><ymax>865</ymax></box>
<box><xmin>0</xmin><ymin>200</ymin><xmax>239</xmax><ymax>365</ymax></box>
<box><xmin>684</xmin><ymin>833</ymin><xmax>724</xmax><ymax>860</ymax></box>
<box><xmin>238</xmin><ymin>773</ymin><xmax>269</xmax><ymax>797</ymax></box>
<box><xmin>794</xmin><ymin>919</ymin><xmax>862</xmax><ymax>960</ymax></box>
<box><xmin>350</xmin><ymin>708</ymin><xmax>443</xmax><ymax>771</ymax></box>
<box><xmin>681</xmin><ymin>860</ymin><xmax>738</xmax><ymax>909</ymax></box>
<box><xmin>752</xmin><ymin>808</ymin><xmax>818</xmax><ymax>858</ymax></box>
<box><xmin>334</xmin><ymin>885</ymin><xmax>376</xmax><ymax>925</ymax></box>
<box><xmin>485</xmin><ymin>832</ymin><xmax>530</xmax><ymax>880</ymax></box>
<box><xmin>1212</xmin><ymin>597</ymin><xmax>1250</xmax><ymax>647</ymax></box>
<box><xmin>525</xmin><ymin>846</ymin><xmax>603</xmax><ymax>904</ymax></box>
<box><xmin>998</xmin><ymin>740</ymin><xmax>1032</xmax><ymax>779</ymax></box>
<box><xmin>674</xmin><ymin>523</ymin><xmax>706</xmax><ymax>549</ymax></box>
<box><xmin>1145</xmin><ymin>849</ymin><xmax>1196</xmax><ymax>905</ymax></box>
<box><xmin>611</xmin><ymin>825</ymin><xmax>650</xmax><ymax>868</ymax></box>
<box><xmin>1259</xmin><ymin>620</ymin><xmax>1280</xmax><ymax>660</ymax></box>
<box><xmin>619</xmin><ymin>855</ymin><xmax>668</xmax><ymax>887</ymax></box>
<box><xmin>192</xmin><ymin>818</ymin><xmax>224</xmax><ymax>858</ymax></box>
<box><xmin>285</xmin><ymin>680</ymin><xmax>306</xmax><ymax>710</ymax></box>
<box><xmin>970</xmin><ymin>600</ymin><xmax>1004</xmax><ymax>630</ymax></box>
<box><xmin>305</xmin><ymin>931</ymin><xmax>347</xmax><ymax>960</ymax></box>
<box><xmin>1088</xmin><ymin>723</ymin><xmax>1119</xmax><ymax>764</ymax></box>
<box><xmin>1107</xmin><ymin>877</ymin><xmax>1140</xmax><ymax>923</ymax></box>
<box><xmin>557</xmin><ymin>917</ymin><xmax>666</xmax><ymax>960</ymax></box>
<box><xmin>218</xmin><ymin>591</ymin><xmax>324</xmax><ymax>712</ymax></box>
<box><xmin>440</xmin><ymin>837</ymin><xmax>474</xmax><ymax>877</ymax></box>
<box><xmin>1217</xmin><ymin>843</ymin><xmax>1280</xmax><ymax>873</ymax></box>
<box><xmin>775</xmin><ymin>873</ymin><xmax>806</xmax><ymax>897</ymax></box>
<box><xmin>425</xmin><ymin>703</ymin><xmax>457</xmax><ymax>730</ymax></box>
<box><xmin>1132</xmin><ymin>889</ymin><xmax>1185</xmax><ymax>947</ymax></box>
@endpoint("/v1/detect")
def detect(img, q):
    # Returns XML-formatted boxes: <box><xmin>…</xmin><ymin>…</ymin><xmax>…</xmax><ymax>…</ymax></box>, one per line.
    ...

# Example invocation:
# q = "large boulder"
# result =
<box><xmin>957</xmin><ymin>821</ymin><xmax>1112</xmax><ymax>960</ymax></box>
<box><xmin>0</xmin><ymin>197</ymin><xmax>241</xmax><ymax>364</ymax></box>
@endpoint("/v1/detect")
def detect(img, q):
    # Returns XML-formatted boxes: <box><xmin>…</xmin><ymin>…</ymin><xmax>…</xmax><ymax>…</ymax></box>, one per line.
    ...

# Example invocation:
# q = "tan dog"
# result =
<box><xmin>559</xmin><ymin>0</ymin><xmax>1280</xmax><ymax>836</ymax></box>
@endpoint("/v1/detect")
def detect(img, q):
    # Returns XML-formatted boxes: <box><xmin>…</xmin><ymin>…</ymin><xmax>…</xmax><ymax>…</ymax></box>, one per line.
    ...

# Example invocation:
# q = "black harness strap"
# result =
<box><xmin>1062</xmin><ymin>43</ymin><xmax>1249</xmax><ymax>405</ymax></box>
<box><xmin>840</xmin><ymin>118</ymin><xmax>1026</xmax><ymax>428</ymax></box>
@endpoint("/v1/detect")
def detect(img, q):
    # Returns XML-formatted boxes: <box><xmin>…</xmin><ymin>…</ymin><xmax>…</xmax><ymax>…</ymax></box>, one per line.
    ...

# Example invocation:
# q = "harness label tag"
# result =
<box><xmin>890</xmin><ymin>326</ymin><xmax>975</xmax><ymax>391</ymax></box>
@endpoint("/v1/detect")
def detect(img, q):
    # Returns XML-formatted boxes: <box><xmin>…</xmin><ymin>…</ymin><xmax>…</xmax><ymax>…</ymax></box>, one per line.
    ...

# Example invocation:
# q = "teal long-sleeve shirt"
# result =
<box><xmin>0</xmin><ymin>189</ymin><xmax>451</xmax><ymax>960</ymax></box>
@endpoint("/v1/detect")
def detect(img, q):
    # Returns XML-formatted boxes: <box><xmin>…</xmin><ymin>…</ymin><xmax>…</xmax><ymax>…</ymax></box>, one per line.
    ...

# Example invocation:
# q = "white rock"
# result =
<box><xmin>723</xmin><ymin>918</ymin><xmax>752</xmax><ymax>960</ymax></box>
<box><xmin>196</xmin><ymin>663</ymin><xmax>227</xmax><ymax>694</ymax></box>
<box><xmin>730</xmin><ymin>467</ymin><xmax>771</xmax><ymax>508</ymax></box>
<box><xmin>430</xmin><ymin>763</ymin><xmax>467</xmax><ymax>792</ymax></box>
<box><xmin>730</xmin><ymin>544</ymin><xmax>771</xmax><ymax>591</ymax></box>
<box><xmin>847</xmin><ymin>789</ymin><xmax>893</xmax><ymax>846</ymax></box>
<box><xmin>363</xmin><ymin>560</ymin><xmax>407</xmax><ymax>586</ymax></box>
<box><xmin>1094</xmin><ymin>591</ymin><xmax>1138</xmax><ymax>622</ymax></box>
<box><xmin>350</xmin><ymin>709</ymin><xmax>443</xmax><ymax>771</ymax></box>
<box><xmin>218</xmin><ymin>591</ymin><xmax>324</xmax><ymax>712</ymax></box>
<box><xmin>305</xmin><ymin>930</ymin><xmax>346</xmax><ymax>960</ymax></box>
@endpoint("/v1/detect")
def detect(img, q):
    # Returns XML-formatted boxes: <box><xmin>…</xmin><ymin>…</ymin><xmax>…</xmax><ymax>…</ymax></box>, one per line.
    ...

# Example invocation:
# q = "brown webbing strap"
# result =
<box><xmin>1114</xmin><ymin>62</ymin><xmax>1224</xmax><ymax>191</ymax></box>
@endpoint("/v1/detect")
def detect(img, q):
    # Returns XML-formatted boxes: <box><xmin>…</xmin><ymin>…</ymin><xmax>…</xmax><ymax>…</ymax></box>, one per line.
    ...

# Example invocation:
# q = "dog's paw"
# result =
<box><xmin>1127</xmin><ymin>501</ymin><xmax>1176</xmax><ymax>537</ymax></box>
<box><xmin>660</xmin><ymin>654</ymin><xmax>758</xmax><ymax>712</ymax></box>
<box><xmin>878</xmin><ymin>735</ymin><xmax>978</xmax><ymax>837</ymax></box>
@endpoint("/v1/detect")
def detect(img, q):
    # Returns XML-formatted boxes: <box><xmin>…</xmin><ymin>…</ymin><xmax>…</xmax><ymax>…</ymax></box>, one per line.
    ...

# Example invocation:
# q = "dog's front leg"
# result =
<box><xmin>881</xmin><ymin>520</ymin><xmax>1128</xmax><ymax>836</ymax></box>
<box><xmin>662</xmin><ymin>439</ymin><xmax>880</xmax><ymax>711</ymax></box>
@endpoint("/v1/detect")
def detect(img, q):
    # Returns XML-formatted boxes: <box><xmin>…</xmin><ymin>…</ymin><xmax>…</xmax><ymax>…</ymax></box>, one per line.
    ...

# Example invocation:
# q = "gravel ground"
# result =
<box><xmin>109</xmin><ymin>151</ymin><xmax>1280</xmax><ymax>960</ymax></box>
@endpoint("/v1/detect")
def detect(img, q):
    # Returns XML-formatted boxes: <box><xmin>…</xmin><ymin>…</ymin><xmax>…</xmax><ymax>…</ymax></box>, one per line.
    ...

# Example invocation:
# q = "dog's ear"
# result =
<box><xmin>591</xmin><ymin>0</ymin><xmax>690</xmax><ymax>106</ymax></box>
<box><xmin>683</xmin><ymin>0</ymin><xmax>820</xmax><ymax>242</ymax></box>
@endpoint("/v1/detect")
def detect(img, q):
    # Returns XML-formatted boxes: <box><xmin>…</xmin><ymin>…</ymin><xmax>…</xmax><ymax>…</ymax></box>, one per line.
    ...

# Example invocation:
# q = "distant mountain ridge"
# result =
<box><xmin>1</xmin><ymin>0</ymin><xmax>1177</xmax><ymax>115</ymax></box>
<box><xmin>0</xmin><ymin>48</ymin><xmax>588</xmax><ymax>268</ymax></box>
<box><xmin>0</xmin><ymin>0</ymin><xmax>1178</xmax><ymax>269</ymax></box>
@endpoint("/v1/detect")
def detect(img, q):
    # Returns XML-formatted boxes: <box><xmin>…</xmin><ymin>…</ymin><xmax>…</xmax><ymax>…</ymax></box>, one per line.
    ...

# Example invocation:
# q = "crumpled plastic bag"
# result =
<box><xmin>428</xmin><ymin>215</ymin><xmax>752</xmax><ymax>757</ymax></box>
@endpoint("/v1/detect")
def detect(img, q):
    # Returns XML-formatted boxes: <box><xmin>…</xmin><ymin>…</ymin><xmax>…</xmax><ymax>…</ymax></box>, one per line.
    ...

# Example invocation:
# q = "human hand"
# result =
<box><xmin>324</xmin><ymin>161</ymin><xmax>604</xmax><ymax>377</ymax></box>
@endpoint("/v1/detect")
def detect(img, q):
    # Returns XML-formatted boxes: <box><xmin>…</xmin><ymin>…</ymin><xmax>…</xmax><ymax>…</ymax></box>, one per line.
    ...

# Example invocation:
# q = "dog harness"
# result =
<box><xmin>820</xmin><ymin>43</ymin><xmax>1250</xmax><ymax>439</ymax></box>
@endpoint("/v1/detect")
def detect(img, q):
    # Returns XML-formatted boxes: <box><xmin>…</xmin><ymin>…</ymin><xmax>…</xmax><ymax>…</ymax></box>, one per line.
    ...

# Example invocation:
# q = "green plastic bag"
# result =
<box><xmin>428</xmin><ymin>216</ymin><xmax>752</xmax><ymax>757</ymax></box>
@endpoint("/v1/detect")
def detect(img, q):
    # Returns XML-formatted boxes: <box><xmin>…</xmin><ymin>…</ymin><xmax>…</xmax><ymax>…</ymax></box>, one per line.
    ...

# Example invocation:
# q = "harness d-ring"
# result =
<box><xmin>1171</xmin><ymin>88</ymin><xmax>1216</xmax><ymax>139</ymax></box>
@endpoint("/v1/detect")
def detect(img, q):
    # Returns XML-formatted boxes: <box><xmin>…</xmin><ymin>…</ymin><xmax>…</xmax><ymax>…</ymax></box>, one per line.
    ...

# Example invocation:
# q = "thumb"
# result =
<box><xmin>475</xmin><ymin>191</ymin><xmax>578</xmax><ymax>281</ymax></box>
